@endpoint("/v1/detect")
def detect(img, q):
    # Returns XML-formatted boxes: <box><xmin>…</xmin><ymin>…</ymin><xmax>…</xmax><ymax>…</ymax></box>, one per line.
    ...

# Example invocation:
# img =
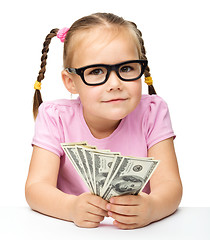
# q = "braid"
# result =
<box><xmin>129</xmin><ymin>22</ymin><xmax>156</xmax><ymax>95</ymax></box>
<box><xmin>33</xmin><ymin>28</ymin><xmax>59</xmax><ymax>119</ymax></box>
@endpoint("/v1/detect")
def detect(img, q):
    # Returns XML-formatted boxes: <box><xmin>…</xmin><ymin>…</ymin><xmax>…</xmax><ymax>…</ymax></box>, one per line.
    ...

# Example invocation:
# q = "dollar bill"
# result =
<box><xmin>61</xmin><ymin>142</ymin><xmax>97</xmax><ymax>149</ymax></box>
<box><xmin>93</xmin><ymin>151</ymin><xmax>120</xmax><ymax>196</ymax></box>
<box><xmin>101</xmin><ymin>156</ymin><xmax>154</xmax><ymax>195</ymax></box>
<box><xmin>61</xmin><ymin>142</ymin><xmax>88</xmax><ymax>148</ymax></box>
<box><xmin>83</xmin><ymin>148</ymin><xmax>108</xmax><ymax>195</ymax></box>
<box><xmin>62</xmin><ymin>145</ymin><xmax>94</xmax><ymax>193</ymax></box>
<box><xmin>101</xmin><ymin>156</ymin><xmax>123</xmax><ymax>194</ymax></box>
<box><xmin>102</xmin><ymin>157</ymin><xmax>159</xmax><ymax>200</ymax></box>
<box><xmin>76</xmin><ymin>146</ymin><xmax>95</xmax><ymax>192</ymax></box>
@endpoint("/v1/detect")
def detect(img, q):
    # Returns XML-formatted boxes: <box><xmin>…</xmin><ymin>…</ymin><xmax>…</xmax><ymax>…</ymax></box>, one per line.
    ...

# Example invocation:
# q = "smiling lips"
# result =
<box><xmin>102</xmin><ymin>98</ymin><xmax>128</xmax><ymax>103</ymax></box>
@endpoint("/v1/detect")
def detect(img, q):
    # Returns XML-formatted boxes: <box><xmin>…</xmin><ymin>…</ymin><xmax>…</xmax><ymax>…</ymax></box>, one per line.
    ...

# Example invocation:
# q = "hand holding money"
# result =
<box><xmin>106</xmin><ymin>192</ymin><xmax>154</xmax><ymax>229</ymax></box>
<box><xmin>61</xmin><ymin>142</ymin><xmax>159</xmax><ymax>201</ymax></box>
<box><xmin>70</xmin><ymin>192</ymin><xmax>108</xmax><ymax>228</ymax></box>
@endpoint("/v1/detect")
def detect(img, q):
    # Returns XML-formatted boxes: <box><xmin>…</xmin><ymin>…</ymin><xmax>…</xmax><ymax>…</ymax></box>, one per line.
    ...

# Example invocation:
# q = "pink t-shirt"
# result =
<box><xmin>32</xmin><ymin>94</ymin><xmax>175</xmax><ymax>195</ymax></box>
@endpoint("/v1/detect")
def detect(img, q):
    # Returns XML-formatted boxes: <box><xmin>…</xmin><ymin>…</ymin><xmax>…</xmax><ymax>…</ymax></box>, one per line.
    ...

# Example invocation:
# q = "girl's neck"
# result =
<box><xmin>83</xmin><ymin>115</ymin><xmax>121</xmax><ymax>139</ymax></box>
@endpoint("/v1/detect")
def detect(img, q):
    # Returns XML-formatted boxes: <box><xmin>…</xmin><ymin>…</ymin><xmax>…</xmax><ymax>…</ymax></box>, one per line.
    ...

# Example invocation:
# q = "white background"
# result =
<box><xmin>0</xmin><ymin>0</ymin><xmax>209</xmax><ymax>207</ymax></box>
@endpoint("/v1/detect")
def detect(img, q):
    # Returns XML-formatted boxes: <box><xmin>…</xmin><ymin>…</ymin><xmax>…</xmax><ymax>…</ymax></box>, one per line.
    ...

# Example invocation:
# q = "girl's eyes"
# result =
<box><xmin>89</xmin><ymin>68</ymin><xmax>104</xmax><ymax>75</ymax></box>
<box><xmin>86</xmin><ymin>64</ymin><xmax>135</xmax><ymax>76</ymax></box>
<box><xmin>120</xmin><ymin>66</ymin><xmax>134</xmax><ymax>72</ymax></box>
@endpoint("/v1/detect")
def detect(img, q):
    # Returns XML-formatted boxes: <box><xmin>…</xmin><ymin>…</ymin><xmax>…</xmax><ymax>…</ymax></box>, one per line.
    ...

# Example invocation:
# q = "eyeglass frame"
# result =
<box><xmin>65</xmin><ymin>59</ymin><xmax>148</xmax><ymax>86</ymax></box>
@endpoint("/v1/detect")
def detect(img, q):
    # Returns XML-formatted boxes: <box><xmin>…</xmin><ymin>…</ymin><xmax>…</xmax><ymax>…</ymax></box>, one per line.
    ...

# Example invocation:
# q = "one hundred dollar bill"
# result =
<box><xmin>93</xmin><ymin>151</ymin><xmax>120</xmax><ymax>196</ymax></box>
<box><xmin>76</xmin><ymin>146</ymin><xmax>95</xmax><ymax>193</ymax></box>
<box><xmin>61</xmin><ymin>142</ymin><xmax>88</xmax><ymax>148</ymax></box>
<box><xmin>62</xmin><ymin>145</ymin><xmax>93</xmax><ymax>193</ymax></box>
<box><xmin>61</xmin><ymin>142</ymin><xmax>97</xmax><ymax>149</ymax></box>
<box><xmin>102</xmin><ymin>157</ymin><xmax>159</xmax><ymax>200</ymax></box>
<box><xmin>83</xmin><ymin>148</ymin><xmax>110</xmax><ymax>192</ymax></box>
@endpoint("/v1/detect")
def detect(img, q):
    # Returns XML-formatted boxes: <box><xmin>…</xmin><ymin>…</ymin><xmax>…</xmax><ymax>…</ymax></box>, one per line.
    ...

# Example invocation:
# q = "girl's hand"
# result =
<box><xmin>106</xmin><ymin>193</ymin><xmax>153</xmax><ymax>229</ymax></box>
<box><xmin>71</xmin><ymin>192</ymin><xmax>108</xmax><ymax>228</ymax></box>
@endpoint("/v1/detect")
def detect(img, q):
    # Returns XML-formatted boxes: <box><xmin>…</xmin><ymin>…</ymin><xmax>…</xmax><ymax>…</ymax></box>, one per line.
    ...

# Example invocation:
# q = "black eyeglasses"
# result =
<box><xmin>65</xmin><ymin>60</ymin><xmax>148</xmax><ymax>86</ymax></box>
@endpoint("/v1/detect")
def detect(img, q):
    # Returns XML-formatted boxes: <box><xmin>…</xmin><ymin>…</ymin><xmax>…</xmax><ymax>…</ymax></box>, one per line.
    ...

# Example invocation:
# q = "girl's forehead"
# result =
<box><xmin>71</xmin><ymin>26</ymin><xmax>123</xmax><ymax>54</ymax></box>
<box><xmin>79</xmin><ymin>26</ymin><xmax>123</xmax><ymax>47</ymax></box>
<box><xmin>70</xmin><ymin>26</ymin><xmax>139</xmax><ymax>67</ymax></box>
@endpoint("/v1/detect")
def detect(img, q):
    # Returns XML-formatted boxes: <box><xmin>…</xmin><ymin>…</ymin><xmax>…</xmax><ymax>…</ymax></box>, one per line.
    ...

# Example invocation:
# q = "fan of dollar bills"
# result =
<box><xmin>61</xmin><ymin>142</ymin><xmax>159</xmax><ymax>200</ymax></box>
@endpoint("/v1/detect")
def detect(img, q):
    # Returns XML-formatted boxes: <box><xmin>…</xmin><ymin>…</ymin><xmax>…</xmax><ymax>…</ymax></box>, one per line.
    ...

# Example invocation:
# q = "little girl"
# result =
<box><xmin>25</xmin><ymin>12</ymin><xmax>182</xmax><ymax>229</ymax></box>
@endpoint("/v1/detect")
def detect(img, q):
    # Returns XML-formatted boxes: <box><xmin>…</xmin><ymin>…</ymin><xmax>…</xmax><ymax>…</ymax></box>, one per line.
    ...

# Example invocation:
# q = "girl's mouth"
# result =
<box><xmin>102</xmin><ymin>98</ymin><xmax>128</xmax><ymax>103</ymax></box>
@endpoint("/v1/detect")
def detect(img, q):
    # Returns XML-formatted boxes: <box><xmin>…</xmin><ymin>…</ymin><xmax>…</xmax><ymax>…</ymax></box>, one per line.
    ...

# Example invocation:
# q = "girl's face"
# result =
<box><xmin>62</xmin><ymin>27</ymin><xmax>142</xmax><ymax>130</ymax></box>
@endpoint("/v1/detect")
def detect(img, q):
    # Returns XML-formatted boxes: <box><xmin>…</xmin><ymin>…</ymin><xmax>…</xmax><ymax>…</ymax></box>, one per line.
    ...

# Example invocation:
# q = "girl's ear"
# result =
<box><xmin>61</xmin><ymin>70</ymin><xmax>78</xmax><ymax>94</ymax></box>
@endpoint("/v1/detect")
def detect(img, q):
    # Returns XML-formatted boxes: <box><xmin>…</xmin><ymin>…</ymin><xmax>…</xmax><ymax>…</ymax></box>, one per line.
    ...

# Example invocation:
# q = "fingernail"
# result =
<box><xmin>108</xmin><ymin>211</ymin><xmax>112</xmax><ymax>217</ymax></box>
<box><xmin>106</xmin><ymin>204</ymin><xmax>111</xmax><ymax>210</ymax></box>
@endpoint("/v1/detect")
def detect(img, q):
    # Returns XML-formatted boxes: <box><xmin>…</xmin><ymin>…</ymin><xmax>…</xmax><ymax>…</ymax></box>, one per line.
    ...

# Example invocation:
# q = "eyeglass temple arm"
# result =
<box><xmin>66</xmin><ymin>68</ymin><xmax>77</xmax><ymax>74</ymax></box>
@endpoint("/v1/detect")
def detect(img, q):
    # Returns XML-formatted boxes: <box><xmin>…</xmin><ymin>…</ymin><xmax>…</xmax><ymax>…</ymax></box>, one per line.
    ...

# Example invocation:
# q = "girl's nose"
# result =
<box><xmin>106</xmin><ymin>71</ymin><xmax>123</xmax><ymax>91</ymax></box>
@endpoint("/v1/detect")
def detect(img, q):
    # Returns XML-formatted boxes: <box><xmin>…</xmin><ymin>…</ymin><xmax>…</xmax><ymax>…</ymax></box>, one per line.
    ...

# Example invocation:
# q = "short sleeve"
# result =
<box><xmin>145</xmin><ymin>96</ymin><xmax>176</xmax><ymax>149</ymax></box>
<box><xmin>32</xmin><ymin>102</ymin><xmax>64</xmax><ymax>157</ymax></box>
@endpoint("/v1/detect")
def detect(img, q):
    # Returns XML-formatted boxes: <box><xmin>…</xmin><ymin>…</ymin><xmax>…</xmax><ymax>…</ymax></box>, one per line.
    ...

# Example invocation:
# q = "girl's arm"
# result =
<box><xmin>147</xmin><ymin>137</ymin><xmax>183</xmax><ymax>221</ymax></box>
<box><xmin>106</xmin><ymin>137</ymin><xmax>183</xmax><ymax>229</ymax></box>
<box><xmin>25</xmin><ymin>146</ymin><xmax>108</xmax><ymax>227</ymax></box>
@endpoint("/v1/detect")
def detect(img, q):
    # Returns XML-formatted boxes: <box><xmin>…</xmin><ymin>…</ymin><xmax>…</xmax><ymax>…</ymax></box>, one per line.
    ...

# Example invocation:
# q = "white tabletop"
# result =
<box><xmin>0</xmin><ymin>207</ymin><xmax>209</xmax><ymax>240</ymax></box>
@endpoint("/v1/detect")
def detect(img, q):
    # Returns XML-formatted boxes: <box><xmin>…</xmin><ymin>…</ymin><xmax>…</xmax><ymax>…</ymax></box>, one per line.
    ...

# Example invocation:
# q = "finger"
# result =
<box><xmin>108</xmin><ymin>211</ymin><xmax>137</xmax><ymax>224</ymax></box>
<box><xmin>106</xmin><ymin>203</ymin><xmax>138</xmax><ymax>216</ymax></box>
<box><xmin>75</xmin><ymin>220</ymin><xmax>100</xmax><ymax>228</ymax></box>
<box><xmin>85</xmin><ymin>212</ymin><xmax>105</xmax><ymax>223</ymax></box>
<box><xmin>109</xmin><ymin>195</ymin><xmax>141</xmax><ymax>205</ymax></box>
<box><xmin>87</xmin><ymin>202</ymin><xmax>108</xmax><ymax>217</ymax></box>
<box><xmin>113</xmin><ymin>220</ymin><xmax>138</xmax><ymax>230</ymax></box>
<box><xmin>88</xmin><ymin>194</ymin><xmax>108</xmax><ymax>211</ymax></box>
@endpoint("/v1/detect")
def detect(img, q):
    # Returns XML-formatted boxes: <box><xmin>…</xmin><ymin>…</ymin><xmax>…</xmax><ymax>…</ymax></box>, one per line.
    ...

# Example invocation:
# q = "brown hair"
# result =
<box><xmin>33</xmin><ymin>13</ymin><xmax>156</xmax><ymax>119</ymax></box>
